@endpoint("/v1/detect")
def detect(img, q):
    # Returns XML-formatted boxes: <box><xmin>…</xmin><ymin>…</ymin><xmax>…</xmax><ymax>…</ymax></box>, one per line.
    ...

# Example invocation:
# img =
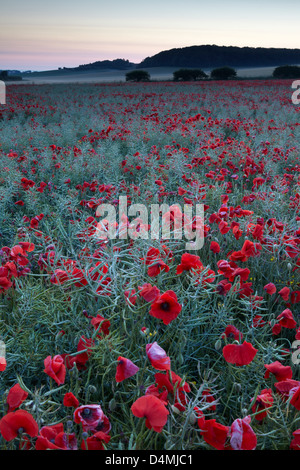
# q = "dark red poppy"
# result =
<box><xmin>138</xmin><ymin>283</ymin><xmax>160</xmax><ymax>302</ymax></box>
<box><xmin>6</xmin><ymin>383</ymin><xmax>28</xmax><ymax>412</ymax></box>
<box><xmin>290</xmin><ymin>429</ymin><xmax>300</xmax><ymax>450</ymax></box>
<box><xmin>290</xmin><ymin>386</ymin><xmax>300</xmax><ymax>411</ymax></box>
<box><xmin>264</xmin><ymin>361</ymin><xmax>293</xmax><ymax>381</ymax></box>
<box><xmin>63</xmin><ymin>392</ymin><xmax>79</xmax><ymax>408</ymax></box>
<box><xmin>278</xmin><ymin>287</ymin><xmax>290</xmax><ymax>301</ymax></box>
<box><xmin>251</xmin><ymin>388</ymin><xmax>273</xmax><ymax>421</ymax></box>
<box><xmin>277</xmin><ymin>308</ymin><xmax>297</xmax><ymax>329</ymax></box>
<box><xmin>264</xmin><ymin>283</ymin><xmax>276</xmax><ymax>295</ymax></box>
<box><xmin>222</xmin><ymin>325</ymin><xmax>243</xmax><ymax>341</ymax></box>
<box><xmin>149</xmin><ymin>290</ymin><xmax>182</xmax><ymax>325</ymax></box>
<box><xmin>176</xmin><ymin>253</ymin><xmax>203</xmax><ymax>275</ymax></box>
<box><xmin>274</xmin><ymin>379</ymin><xmax>300</xmax><ymax>399</ymax></box>
<box><xmin>43</xmin><ymin>354</ymin><xmax>66</xmax><ymax>385</ymax></box>
<box><xmin>0</xmin><ymin>410</ymin><xmax>39</xmax><ymax>441</ymax></box>
<box><xmin>200</xmin><ymin>419</ymin><xmax>230</xmax><ymax>450</ymax></box>
<box><xmin>90</xmin><ymin>314</ymin><xmax>110</xmax><ymax>337</ymax></box>
<box><xmin>210</xmin><ymin>241</ymin><xmax>220</xmax><ymax>254</ymax></box>
<box><xmin>131</xmin><ymin>395</ymin><xmax>169</xmax><ymax>433</ymax></box>
<box><xmin>115</xmin><ymin>356</ymin><xmax>139</xmax><ymax>382</ymax></box>
<box><xmin>81</xmin><ymin>431</ymin><xmax>110</xmax><ymax>450</ymax></box>
<box><xmin>222</xmin><ymin>341</ymin><xmax>258</xmax><ymax>366</ymax></box>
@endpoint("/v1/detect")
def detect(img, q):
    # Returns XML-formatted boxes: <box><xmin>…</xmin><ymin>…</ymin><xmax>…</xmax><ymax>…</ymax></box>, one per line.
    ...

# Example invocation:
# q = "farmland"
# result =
<box><xmin>0</xmin><ymin>80</ymin><xmax>300</xmax><ymax>450</ymax></box>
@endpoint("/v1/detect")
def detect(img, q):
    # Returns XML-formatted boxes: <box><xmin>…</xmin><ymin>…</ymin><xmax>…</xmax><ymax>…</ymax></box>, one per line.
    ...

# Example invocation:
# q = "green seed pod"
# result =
<box><xmin>109</xmin><ymin>398</ymin><xmax>117</xmax><ymax>411</ymax></box>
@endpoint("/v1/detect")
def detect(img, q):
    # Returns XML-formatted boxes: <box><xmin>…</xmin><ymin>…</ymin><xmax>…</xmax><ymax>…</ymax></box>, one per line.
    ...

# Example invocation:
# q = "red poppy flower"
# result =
<box><xmin>115</xmin><ymin>356</ymin><xmax>139</xmax><ymax>382</ymax></box>
<box><xmin>35</xmin><ymin>423</ymin><xmax>64</xmax><ymax>450</ymax></box>
<box><xmin>290</xmin><ymin>429</ymin><xmax>300</xmax><ymax>450</ymax></box>
<box><xmin>145</xmin><ymin>247</ymin><xmax>169</xmax><ymax>277</ymax></box>
<box><xmin>6</xmin><ymin>383</ymin><xmax>28</xmax><ymax>412</ymax></box>
<box><xmin>149</xmin><ymin>290</ymin><xmax>182</xmax><ymax>325</ymax></box>
<box><xmin>90</xmin><ymin>314</ymin><xmax>110</xmax><ymax>337</ymax></box>
<box><xmin>154</xmin><ymin>371</ymin><xmax>190</xmax><ymax>411</ymax></box>
<box><xmin>264</xmin><ymin>361</ymin><xmax>293</xmax><ymax>382</ymax></box>
<box><xmin>278</xmin><ymin>287</ymin><xmax>290</xmax><ymax>301</ymax></box>
<box><xmin>0</xmin><ymin>410</ymin><xmax>39</xmax><ymax>441</ymax></box>
<box><xmin>176</xmin><ymin>253</ymin><xmax>203</xmax><ymax>275</ymax></box>
<box><xmin>200</xmin><ymin>419</ymin><xmax>230</xmax><ymax>450</ymax></box>
<box><xmin>43</xmin><ymin>354</ymin><xmax>66</xmax><ymax>385</ymax></box>
<box><xmin>274</xmin><ymin>379</ymin><xmax>300</xmax><ymax>399</ymax></box>
<box><xmin>131</xmin><ymin>395</ymin><xmax>169</xmax><ymax>433</ymax></box>
<box><xmin>222</xmin><ymin>325</ymin><xmax>243</xmax><ymax>341</ymax></box>
<box><xmin>146</xmin><ymin>342</ymin><xmax>171</xmax><ymax>371</ymax></box>
<box><xmin>63</xmin><ymin>392</ymin><xmax>80</xmax><ymax>408</ymax></box>
<box><xmin>81</xmin><ymin>431</ymin><xmax>110</xmax><ymax>450</ymax></box>
<box><xmin>264</xmin><ymin>283</ymin><xmax>276</xmax><ymax>295</ymax></box>
<box><xmin>201</xmin><ymin>389</ymin><xmax>217</xmax><ymax>411</ymax></box>
<box><xmin>277</xmin><ymin>308</ymin><xmax>297</xmax><ymax>329</ymax></box>
<box><xmin>0</xmin><ymin>356</ymin><xmax>7</xmax><ymax>371</ymax></box>
<box><xmin>138</xmin><ymin>283</ymin><xmax>160</xmax><ymax>302</ymax></box>
<box><xmin>251</xmin><ymin>388</ymin><xmax>273</xmax><ymax>421</ymax></box>
<box><xmin>222</xmin><ymin>341</ymin><xmax>258</xmax><ymax>366</ymax></box>
<box><xmin>290</xmin><ymin>386</ymin><xmax>300</xmax><ymax>411</ymax></box>
<box><xmin>74</xmin><ymin>404</ymin><xmax>111</xmax><ymax>433</ymax></box>
<box><xmin>210</xmin><ymin>241</ymin><xmax>220</xmax><ymax>254</ymax></box>
<box><xmin>230</xmin><ymin>416</ymin><xmax>257</xmax><ymax>450</ymax></box>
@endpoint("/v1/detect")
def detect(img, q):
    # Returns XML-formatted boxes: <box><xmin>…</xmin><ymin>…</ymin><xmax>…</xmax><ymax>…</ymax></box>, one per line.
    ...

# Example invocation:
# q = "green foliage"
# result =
<box><xmin>210</xmin><ymin>67</ymin><xmax>237</xmax><ymax>80</ymax></box>
<box><xmin>273</xmin><ymin>65</ymin><xmax>300</xmax><ymax>79</ymax></box>
<box><xmin>173</xmin><ymin>69</ymin><xmax>208</xmax><ymax>81</ymax></box>
<box><xmin>125</xmin><ymin>70</ymin><xmax>150</xmax><ymax>82</ymax></box>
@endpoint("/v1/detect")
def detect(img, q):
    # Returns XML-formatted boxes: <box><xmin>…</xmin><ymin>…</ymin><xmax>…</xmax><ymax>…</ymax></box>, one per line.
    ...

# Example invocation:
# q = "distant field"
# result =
<box><xmin>16</xmin><ymin>65</ymin><xmax>282</xmax><ymax>84</ymax></box>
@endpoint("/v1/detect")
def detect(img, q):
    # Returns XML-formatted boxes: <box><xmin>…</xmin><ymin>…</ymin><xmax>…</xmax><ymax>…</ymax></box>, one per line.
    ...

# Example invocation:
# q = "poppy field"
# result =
<box><xmin>0</xmin><ymin>79</ymin><xmax>300</xmax><ymax>451</ymax></box>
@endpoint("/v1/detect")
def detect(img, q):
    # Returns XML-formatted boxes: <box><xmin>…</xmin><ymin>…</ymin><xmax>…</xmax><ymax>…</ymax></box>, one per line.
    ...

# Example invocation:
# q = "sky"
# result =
<box><xmin>1</xmin><ymin>0</ymin><xmax>300</xmax><ymax>71</ymax></box>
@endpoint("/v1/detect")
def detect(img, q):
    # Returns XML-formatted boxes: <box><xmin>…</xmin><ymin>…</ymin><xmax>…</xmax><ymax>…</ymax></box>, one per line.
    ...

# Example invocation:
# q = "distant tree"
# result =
<box><xmin>0</xmin><ymin>71</ymin><xmax>8</xmax><ymax>80</ymax></box>
<box><xmin>210</xmin><ymin>67</ymin><xmax>237</xmax><ymax>80</ymax></box>
<box><xmin>173</xmin><ymin>68</ymin><xmax>208</xmax><ymax>81</ymax></box>
<box><xmin>273</xmin><ymin>65</ymin><xmax>300</xmax><ymax>79</ymax></box>
<box><xmin>125</xmin><ymin>70</ymin><xmax>150</xmax><ymax>82</ymax></box>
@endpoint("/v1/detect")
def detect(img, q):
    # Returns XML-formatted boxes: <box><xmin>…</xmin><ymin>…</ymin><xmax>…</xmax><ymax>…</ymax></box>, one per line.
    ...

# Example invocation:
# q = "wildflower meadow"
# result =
<box><xmin>0</xmin><ymin>79</ymin><xmax>300</xmax><ymax>451</ymax></box>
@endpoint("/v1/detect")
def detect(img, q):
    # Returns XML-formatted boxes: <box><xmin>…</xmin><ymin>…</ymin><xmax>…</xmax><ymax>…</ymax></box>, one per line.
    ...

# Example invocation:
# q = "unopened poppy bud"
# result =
<box><xmin>171</xmin><ymin>405</ymin><xmax>180</xmax><ymax>415</ymax></box>
<box><xmin>82</xmin><ymin>432</ymin><xmax>88</xmax><ymax>440</ymax></box>
<box><xmin>66</xmin><ymin>420</ymin><xmax>73</xmax><ymax>430</ymax></box>
<box><xmin>215</xmin><ymin>339</ymin><xmax>222</xmax><ymax>350</ymax></box>
<box><xmin>269</xmin><ymin>319</ymin><xmax>277</xmax><ymax>328</ymax></box>
<box><xmin>233</xmin><ymin>382</ymin><xmax>241</xmax><ymax>392</ymax></box>
<box><xmin>287</xmin><ymin>263</ymin><xmax>292</xmax><ymax>271</ymax></box>
<box><xmin>88</xmin><ymin>385</ymin><xmax>97</xmax><ymax>394</ymax></box>
<box><xmin>109</xmin><ymin>398</ymin><xmax>117</xmax><ymax>411</ymax></box>
<box><xmin>189</xmin><ymin>412</ymin><xmax>197</xmax><ymax>425</ymax></box>
<box><xmin>242</xmin><ymin>408</ymin><xmax>248</xmax><ymax>416</ymax></box>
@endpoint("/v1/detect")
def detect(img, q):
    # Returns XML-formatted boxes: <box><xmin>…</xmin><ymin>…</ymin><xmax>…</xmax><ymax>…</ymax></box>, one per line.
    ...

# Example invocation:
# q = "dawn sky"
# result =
<box><xmin>1</xmin><ymin>0</ymin><xmax>300</xmax><ymax>71</ymax></box>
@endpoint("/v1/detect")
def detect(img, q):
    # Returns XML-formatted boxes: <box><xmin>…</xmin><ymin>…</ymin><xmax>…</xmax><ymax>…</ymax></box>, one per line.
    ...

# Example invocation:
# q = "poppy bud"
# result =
<box><xmin>178</xmin><ymin>353</ymin><xmax>184</xmax><ymax>365</ymax></box>
<box><xmin>109</xmin><ymin>398</ymin><xmax>117</xmax><ymax>411</ymax></box>
<box><xmin>171</xmin><ymin>405</ymin><xmax>181</xmax><ymax>415</ymax></box>
<box><xmin>189</xmin><ymin>412</ymin><xmax>197</xmax><ymax>425</ymax></box>
<box><xmin>287</xmin><ymin>263</ymin><xmax>292</xmax><ymax>271</ymax></box>
<box><xmin>215</xmin><ymin>339</ymin><xmax>222</xmax><ymax>350</ymax></box>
